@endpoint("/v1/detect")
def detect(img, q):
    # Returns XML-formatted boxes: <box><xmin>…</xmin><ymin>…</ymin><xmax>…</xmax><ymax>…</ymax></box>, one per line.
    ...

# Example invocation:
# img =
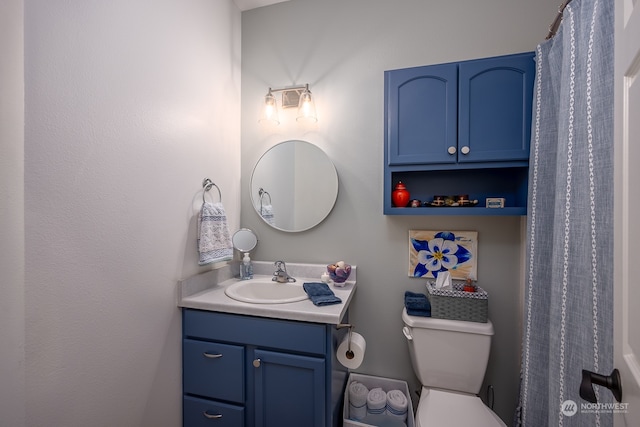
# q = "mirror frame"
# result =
<box><xmin>250</xmin><ymin>140</ymin><xmax>339</xmax><ymax>232</ymax></box>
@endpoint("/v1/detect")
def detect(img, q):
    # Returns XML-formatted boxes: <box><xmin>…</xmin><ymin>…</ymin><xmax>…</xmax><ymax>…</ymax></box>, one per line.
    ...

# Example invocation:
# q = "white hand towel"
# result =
<box><xmin>260</xmin><ymin>204</ymin><xmax>276</xmax><ymax>226</ymax></box>
<box><xmin>197</xmin><ymin>202</ymin><xmax>233</xmax><ymax>265</ymax></box>
<box><xmin>366</xmin><ymin>387</ymin><xmax>387</xmax><ymax>416</ymax></box>
<box><xmin>386</xmin><ymin>389</ymin><xmax>409</xmax><ymax>421</ymax></box>
<box><xmin>348</xmin><ymin>381</ymin><xmax>369</xmax><ymax>421</ymax></box>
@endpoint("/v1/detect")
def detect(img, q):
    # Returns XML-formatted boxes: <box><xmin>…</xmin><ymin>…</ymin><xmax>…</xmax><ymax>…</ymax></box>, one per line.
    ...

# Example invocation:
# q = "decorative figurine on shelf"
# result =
<box><xmin>392</xmin><ymin>181</ymin><xmax>410</xmax><ymax>207</ymax></box>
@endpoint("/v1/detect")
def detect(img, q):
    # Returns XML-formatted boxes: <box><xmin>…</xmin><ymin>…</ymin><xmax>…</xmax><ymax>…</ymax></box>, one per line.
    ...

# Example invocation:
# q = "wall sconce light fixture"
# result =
<box><xmin>259</xmin><ymin>84</ymin><xmax>317</xmax><ymax>125</ymax></box>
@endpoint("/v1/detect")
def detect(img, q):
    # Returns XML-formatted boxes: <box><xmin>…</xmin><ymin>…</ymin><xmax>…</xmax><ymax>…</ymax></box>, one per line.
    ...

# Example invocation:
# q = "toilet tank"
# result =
<box><xmin>402</xmin><ymin>308</ymin><xmax>494</xmax><ymax>394</ymax></box>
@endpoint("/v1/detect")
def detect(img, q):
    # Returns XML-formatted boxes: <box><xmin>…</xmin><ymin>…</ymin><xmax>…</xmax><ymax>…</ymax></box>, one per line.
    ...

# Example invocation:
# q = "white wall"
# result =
<box><xmin>0</xmin><ymin>0</ymin><xmax>26</xmax><ymax>425</ymax></box>
<box><xmin>240</xmin><ymin>0</ymin><xmax>558</xmax><ymax>422</ymax></box>
<box><xmin>21</xmin><ymin>1</ymin><xmax>241</xmax><ymax>426</ymax></box>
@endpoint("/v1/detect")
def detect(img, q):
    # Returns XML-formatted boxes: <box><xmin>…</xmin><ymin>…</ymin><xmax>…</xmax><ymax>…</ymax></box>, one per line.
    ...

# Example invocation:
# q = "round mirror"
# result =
<box><xmin>250</xmin><ymin>140</ymin><xmax>339</xmax><ymax>232</ymax></box>
<box><xmin>232</xmin><ymin>228</ymin><xmax>258</xmax><ymax>252</ymax></box>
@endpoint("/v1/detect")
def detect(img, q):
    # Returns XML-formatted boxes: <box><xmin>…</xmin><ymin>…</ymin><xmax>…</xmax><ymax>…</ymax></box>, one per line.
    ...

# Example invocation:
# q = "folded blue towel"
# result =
<box><xmin>404</xmin><ymin>291</ymin><xmax>431</xmax><ymax>317</ymax></box>
<box><xmin>303</xmin><ymin>282</ymin><xmax>342</xmax><ymax>306</ymax></box>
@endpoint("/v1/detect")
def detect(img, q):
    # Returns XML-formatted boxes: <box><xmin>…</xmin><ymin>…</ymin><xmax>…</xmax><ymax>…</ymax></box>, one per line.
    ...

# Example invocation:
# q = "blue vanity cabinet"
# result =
<box><xmin>182</xmin><ymin>309</ymin><xmax>347</xmax><ymax>427</ymax></box>
<box><xmin>384</xmin><ymin>52</ymin><xmax>535</xmax><ymax>215</ymax></box>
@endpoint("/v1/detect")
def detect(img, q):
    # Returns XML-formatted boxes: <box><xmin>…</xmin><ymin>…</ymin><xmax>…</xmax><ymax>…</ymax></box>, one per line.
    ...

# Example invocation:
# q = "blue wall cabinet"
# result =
<box><xmin>384</xmin><ymin>52</ymin><xmax>535</xmax><ymax>215</ymax></box>
<box><xmin>458</xmin><ymin>54</ymin><xmax>534</xmax><ymax>163</ymax></box>
<box><xmin>182</xmin><ymin>309</ymin><xmax>347</xmax><ymax>427</ymax></box>
<box><xmin>386</xmin><ymin>63</ymin><xmax>458</xmax><ymax>166</ymax></box>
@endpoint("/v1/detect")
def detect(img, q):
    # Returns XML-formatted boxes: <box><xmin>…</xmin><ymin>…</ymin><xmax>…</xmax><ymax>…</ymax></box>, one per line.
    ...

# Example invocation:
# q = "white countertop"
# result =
<box><xmin>177</xmin><ymin>262</ymin><xmax>357</xmax><ymax>325</ymax></box>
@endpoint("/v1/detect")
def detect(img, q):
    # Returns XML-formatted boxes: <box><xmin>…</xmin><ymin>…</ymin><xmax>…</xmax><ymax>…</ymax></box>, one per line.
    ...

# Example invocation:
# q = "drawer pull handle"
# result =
<box><xmin>253</xmin><ymin>358</ymin><xmax>261</xmax><ymax>368</ymax></box>
<box><xmin>203</xmin><ymin>352</ymin><xmax>223</xmax><ymax>359</ymax></box>
<box><xmin>203</xmin><ymin>411</ymin><xmax>223</xmax><ymax>419</ymax></box>
<box><xmin>447</xmin><ymin>146</ymin><xmax>456</xmax><ymax>155</ymax></box>
<box><xmin>460</xmin><ymin>145</ymin><xmax>470</xmax><ymax>155</ymax></box>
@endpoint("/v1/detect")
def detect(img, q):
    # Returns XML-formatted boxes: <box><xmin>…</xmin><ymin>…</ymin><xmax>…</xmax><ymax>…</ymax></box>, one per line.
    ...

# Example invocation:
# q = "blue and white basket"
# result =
<box><xmin>426</xmin><ymin>281</ymin><xmax>488</xmax><ymax>323</ymax></box>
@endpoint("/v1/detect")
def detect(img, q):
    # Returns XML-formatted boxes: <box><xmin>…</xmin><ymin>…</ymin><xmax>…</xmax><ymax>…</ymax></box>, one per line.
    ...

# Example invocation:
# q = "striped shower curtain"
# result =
<box><xmin>516</xmin><ymin>0</ymin><xmax>614</xmax><ymax>426</ymax></box>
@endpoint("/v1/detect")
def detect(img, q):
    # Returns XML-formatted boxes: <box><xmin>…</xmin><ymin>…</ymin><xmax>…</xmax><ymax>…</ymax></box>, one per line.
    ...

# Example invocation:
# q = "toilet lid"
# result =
<box><xmin>416</xmin><ymin>389</ymin><xmax>506</xmax><ymax>427</ymax></box>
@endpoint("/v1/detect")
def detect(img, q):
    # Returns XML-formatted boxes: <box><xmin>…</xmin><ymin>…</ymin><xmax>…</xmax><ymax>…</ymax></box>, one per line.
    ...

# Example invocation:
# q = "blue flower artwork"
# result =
<box><xmin>409</xmin><ymin>230</ymin><xmax>478</xmax><ymax>279</ymax></box>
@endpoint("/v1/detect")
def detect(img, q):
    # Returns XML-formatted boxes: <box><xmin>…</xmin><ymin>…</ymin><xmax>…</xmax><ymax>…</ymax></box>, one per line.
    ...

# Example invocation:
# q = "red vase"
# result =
<box><xmin>392</xmin><ymin>182</ymin><xmax>410</xmax><ymax>207</ymax></box>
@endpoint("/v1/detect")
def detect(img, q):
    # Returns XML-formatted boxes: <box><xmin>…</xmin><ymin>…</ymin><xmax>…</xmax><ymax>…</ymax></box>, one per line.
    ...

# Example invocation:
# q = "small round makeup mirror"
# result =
<box><xmin>232</xmin><ymin>228</ymin><xmax>258</xmax><ymax>253</ymax></box>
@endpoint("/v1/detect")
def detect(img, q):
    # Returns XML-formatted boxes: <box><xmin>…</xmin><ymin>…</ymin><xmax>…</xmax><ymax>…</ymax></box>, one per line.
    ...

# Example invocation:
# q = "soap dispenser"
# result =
<box><xmin>240</xmin><ymin>252</ymin><xmax>253</xmax><ymax>280</ymax></box>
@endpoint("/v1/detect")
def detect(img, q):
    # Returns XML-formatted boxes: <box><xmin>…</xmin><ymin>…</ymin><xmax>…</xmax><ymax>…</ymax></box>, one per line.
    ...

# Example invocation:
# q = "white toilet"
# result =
<box><xmin>401</xmin><ymin>308</ymin><xmax>506</xmax><ymax>427</ymax></box>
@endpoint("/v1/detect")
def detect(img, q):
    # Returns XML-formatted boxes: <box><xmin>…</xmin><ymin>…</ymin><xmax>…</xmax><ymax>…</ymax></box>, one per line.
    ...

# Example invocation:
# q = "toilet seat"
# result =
<box><xmin>415</xmin><ymin>388</ymin><xmax>506</xmax><ymax>427</ymax></box>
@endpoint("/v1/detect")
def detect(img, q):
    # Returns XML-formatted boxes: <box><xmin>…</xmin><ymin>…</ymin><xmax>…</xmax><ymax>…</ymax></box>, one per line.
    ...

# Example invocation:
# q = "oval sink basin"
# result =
<box><xmin>224</xmin><ymin>279</ymin><xmax>309</xmax><ymax>304</ymax></box>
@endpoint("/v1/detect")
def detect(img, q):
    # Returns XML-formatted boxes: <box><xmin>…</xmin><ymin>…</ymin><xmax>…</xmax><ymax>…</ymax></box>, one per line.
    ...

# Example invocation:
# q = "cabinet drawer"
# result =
<box><xmin>183</xmin><ymin>339</ymin><xmax>244</xmax><ymax>403</ymax></box>
<box><xmin>183</xmin><ymin>395</ymin><xmax>244</xmax><ymax>427</ymax></box>
<box><xmin>184</xmin><ymin>309</ymin><xmax>327</xmax><ymax>355</ymax></box>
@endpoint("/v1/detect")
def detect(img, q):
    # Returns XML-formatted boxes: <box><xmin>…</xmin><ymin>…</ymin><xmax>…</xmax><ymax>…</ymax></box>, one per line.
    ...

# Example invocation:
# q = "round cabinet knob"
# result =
<box><xmin>447</xmin><ymin>146</ymin><xmax>456</xmax><ymax>155</ymax></box>
<box><xmin>461</xmin><ymin>146</ymin><xmax>470</xmax><ymax>155</ymax></box>
<box><xmin>253</xmin><ymin>359</ymin><xmax>261</xmax><ymax>368</ymax></box>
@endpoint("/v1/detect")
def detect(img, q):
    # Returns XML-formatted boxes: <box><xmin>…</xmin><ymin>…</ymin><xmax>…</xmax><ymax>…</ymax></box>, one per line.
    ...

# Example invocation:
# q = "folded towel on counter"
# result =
<box><xmin>348</xmin><ymin>381</ymin><xmax>369</xmax><ymax>421</ymax></box>
<box><xmin>260</xmin><ymin>204</ymin><xmax>276</xmax><ymax>226</ymax></box>
<box><xmin>366</xmin><ymin>387</ymin><xmax>387</xmax><ymax>416</ymax></box>
<box><xmin>386</xmin><ymin>389</ymin><xmax>409</xmax><ymax>421</ymax></box>
<box><xmin>197</xmin><ymin>202</ymin><xmax>233</xmax><ymax>265</ymax></box>
<box><xmin>303</xmin><ymin>282</ymin><xmax>342</xmax><ymax>306</ymax></box>
<box><xmin>404</xmin><ymin>291</ymin><xmax>431</xmax><ymax>317</ymax></box>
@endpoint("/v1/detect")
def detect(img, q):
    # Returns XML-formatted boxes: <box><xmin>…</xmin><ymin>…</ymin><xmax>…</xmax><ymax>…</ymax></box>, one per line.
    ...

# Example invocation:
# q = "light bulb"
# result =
<box><xmin>259</xmin><ymin>90</ymin><xmax>279</xmax><ymax>125</ymax></box>
<box><xmin>296</xmin><ymin>85</ymin><xmax>317</xmax><ymax>123</ymax></box>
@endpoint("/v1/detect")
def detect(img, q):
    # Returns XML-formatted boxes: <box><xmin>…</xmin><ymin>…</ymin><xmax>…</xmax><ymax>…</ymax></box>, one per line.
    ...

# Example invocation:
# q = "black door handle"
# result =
<box><xmin>580</xmin><ymin>368</ymin><xmax>622</xmax><ymax>403</ymax></box>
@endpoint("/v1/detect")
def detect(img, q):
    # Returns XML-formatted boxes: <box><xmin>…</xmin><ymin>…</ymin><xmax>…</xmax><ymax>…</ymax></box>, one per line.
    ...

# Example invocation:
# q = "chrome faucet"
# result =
<box><xmin>272</xmin><ymin>260</ymin><xmax>296</xmax><ymax>283</ymax></box>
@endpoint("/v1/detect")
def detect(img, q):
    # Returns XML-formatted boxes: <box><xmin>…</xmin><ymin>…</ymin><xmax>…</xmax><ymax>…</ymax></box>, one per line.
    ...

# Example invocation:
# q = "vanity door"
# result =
<box><xmin>252</xmin><ymin>349</ymin><xmax>326</xmax><ymax>427</ymax></box>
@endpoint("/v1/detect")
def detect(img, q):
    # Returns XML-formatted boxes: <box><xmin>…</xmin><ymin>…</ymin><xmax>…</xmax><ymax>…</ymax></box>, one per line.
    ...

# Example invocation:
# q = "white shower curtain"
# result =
<box><xmin>516</xmin><ymin>0</ymin><xmax>614</xmax><ymax>426</ymax></box>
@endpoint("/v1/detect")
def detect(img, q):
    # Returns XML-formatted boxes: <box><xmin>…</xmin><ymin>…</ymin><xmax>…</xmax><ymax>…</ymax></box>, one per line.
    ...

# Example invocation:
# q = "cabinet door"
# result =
<box><xmin>253</xmin><ymin>349</ymin><xmax>325</xmax><ymax>427</ymax></box>
<box><xmin>385</xmin><ymin>63</ymin><xmax>458</xmax><ymax>165</ymax></box>
<box><xmin>458</xmin><ymin>52</ymin><xmax>535</xmax><ymax>163</ymax></box>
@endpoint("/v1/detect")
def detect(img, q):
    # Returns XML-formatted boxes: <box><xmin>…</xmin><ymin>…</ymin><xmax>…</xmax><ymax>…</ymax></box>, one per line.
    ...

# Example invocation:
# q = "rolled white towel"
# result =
<box><xmin>348</xmin><ymin>381</ymin><xmax>368</xmax><ymax>421</ymax></box>
<box><xmin>386</xmin><ymin>389</ymin><xmax>409</xmax><ymax>421</ymax></box>
<box><xmin>367</xmin><ymin>387</ymin><xmax>387</xmax><ymax>416</ymax></box>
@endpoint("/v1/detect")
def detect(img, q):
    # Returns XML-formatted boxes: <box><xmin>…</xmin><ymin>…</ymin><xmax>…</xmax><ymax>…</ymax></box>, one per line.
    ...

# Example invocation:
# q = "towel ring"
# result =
<box><xmin>258</xmin><ymin>188</ymin><xmax>271</xmax><ymax>216</ymax></box>
<box><xmin>258</xmin><ymin>188</ymin><xmax>272</xmax><ymax>204</ymax></box>
<box><xmin>202</xmin><ymin>178</ymin><xmax>222</xmax><ymax>203</ymax></box>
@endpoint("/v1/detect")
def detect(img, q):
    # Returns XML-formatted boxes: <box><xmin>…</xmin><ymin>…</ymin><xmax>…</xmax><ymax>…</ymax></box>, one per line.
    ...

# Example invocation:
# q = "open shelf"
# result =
<box><xmin>384</xmin><ymin>167</ymin><xmax>528</xmax><ymax>216</ymax></box>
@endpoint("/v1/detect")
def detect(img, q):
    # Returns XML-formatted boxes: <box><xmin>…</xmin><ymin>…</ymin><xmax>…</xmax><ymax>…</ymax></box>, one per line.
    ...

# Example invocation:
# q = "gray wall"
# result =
<box><xmin>0</xmin><ymin>0</ymin><xmax>26</xmax><ymax>425</ymax></box>
<box><xmin>240</xmin><ymin>0</ymin><xmax>557</xmax><ymax>422</ymax></box>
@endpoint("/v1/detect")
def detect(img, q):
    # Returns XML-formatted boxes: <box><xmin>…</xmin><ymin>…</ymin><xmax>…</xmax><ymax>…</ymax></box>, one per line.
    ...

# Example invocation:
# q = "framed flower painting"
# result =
<box><xmin>408</xmin><ymin>230</ymin><xmax>478</xmax><ymax>279</ymax></box>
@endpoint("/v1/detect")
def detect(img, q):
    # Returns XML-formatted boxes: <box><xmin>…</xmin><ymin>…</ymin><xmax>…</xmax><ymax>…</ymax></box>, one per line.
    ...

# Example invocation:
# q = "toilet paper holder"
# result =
<box><xmin>337</xmin><ymin>323</ymin><xmax>355</xmax><ymax>360</ymax></box>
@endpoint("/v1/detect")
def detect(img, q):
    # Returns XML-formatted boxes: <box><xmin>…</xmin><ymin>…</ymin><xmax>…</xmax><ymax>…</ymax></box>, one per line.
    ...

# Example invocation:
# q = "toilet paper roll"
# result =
<box><xmin>337</xmin><ymin>332</ymin><xmax>366</xmax><ymax>369</ymax></box>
